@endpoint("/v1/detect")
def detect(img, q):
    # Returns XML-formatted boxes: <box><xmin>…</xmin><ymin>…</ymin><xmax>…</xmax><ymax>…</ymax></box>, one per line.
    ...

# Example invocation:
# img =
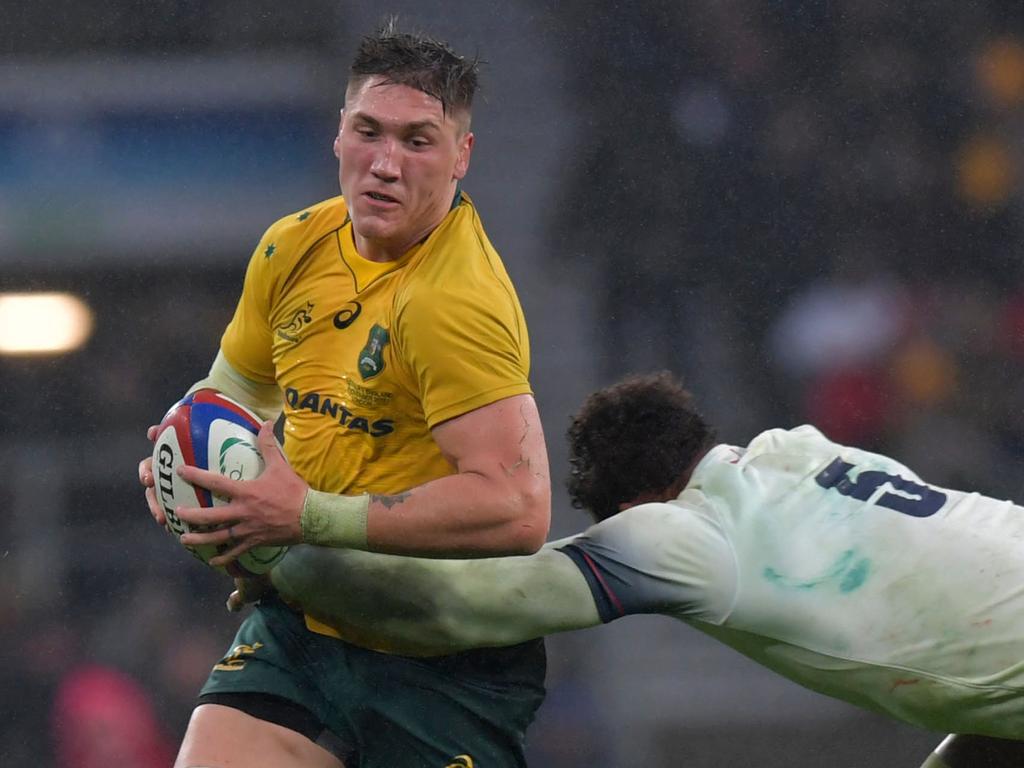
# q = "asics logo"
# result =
<box><xmin>333</xmin><ymin>301</ymin><xmax>362</xmax><ymax>329</ymax></box>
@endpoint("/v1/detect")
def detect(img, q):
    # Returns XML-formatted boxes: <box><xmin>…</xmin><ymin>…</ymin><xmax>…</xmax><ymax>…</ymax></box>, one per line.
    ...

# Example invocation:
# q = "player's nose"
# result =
<box><xmin>370</xmin><ymin>139</ymin><xmax>400</xmax><ymax>181</ymax></box>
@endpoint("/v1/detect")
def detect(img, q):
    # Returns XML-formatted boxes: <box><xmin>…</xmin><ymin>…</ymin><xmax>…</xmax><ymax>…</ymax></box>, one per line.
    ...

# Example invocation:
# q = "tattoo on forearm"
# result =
<box><xmin>371</xmin><ymin>491</ymin><xmax>412</xmax><ymax>510</ymax></box>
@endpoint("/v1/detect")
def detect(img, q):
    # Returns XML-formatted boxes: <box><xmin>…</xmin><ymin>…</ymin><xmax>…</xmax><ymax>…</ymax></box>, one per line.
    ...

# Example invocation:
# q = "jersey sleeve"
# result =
<box><xmin>186</xmin><ymin>350</ymin><xmax>283</xmax><ymax>422</ymax></box>
<box><xmin>219</xmin><ymin>226</ymin><xmax>279</xmax><ymax>384</ymax></box>
<box><xmin>395</xmin><ymin>282</ymin><xmax>531</xmax><ymax>427</ymax></box>
<box><xmin>557</xmin><ymin>501</ymin><xmax>737</xmax><ymax>625</ymax></box>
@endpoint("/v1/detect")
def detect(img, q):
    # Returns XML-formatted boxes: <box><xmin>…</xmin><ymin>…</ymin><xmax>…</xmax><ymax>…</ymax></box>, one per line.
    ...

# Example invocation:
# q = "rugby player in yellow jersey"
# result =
<box><xmin>138</xmin><ymin>21</ymin><xmax>550</xmax><ymax>768</ymax></box>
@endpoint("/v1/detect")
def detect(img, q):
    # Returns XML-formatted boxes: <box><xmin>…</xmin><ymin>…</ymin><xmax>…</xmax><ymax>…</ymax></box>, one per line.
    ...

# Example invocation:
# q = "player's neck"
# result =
<box><xmin>353</xmin><ymin>189</ymin><xmax>457</xmax><ymax>263</ymax></box>
<box><xmin>353</xmin><ymin>230</ymin><xmax>427</xmax><ymax>263</ymax></box>
<box><xmin>667</xmin><ymin>448</ymin><xmax>712</xmax><ymax>498</ymax></box>
<box><xmin>620</xmin><ymin>448</ymin><xmax>712</xmax><ymax>510</ymax></box>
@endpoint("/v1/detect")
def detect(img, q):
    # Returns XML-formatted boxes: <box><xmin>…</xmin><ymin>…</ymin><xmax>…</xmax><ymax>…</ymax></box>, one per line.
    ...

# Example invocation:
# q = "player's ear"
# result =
<box><xmin>453</xmin><ymin>130</ymin><xmax>474</xmax><ymax>181</ymax></box>
<box><xmin>333</xmin><ymin>109</ymin><xmax>345</xmax><ymax>158</ymax></box>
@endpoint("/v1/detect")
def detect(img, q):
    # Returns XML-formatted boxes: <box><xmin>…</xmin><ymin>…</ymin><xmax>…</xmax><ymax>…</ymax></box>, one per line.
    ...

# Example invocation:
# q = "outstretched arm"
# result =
<box><xmin>261</xmin><ymin>502</ymin><xmax>724</xmax><ymax>656</ymax></box>
<box><xmin>270</xmin><ymin>543</ymin><xmax>601</xmax><ymax>656</ymax></box>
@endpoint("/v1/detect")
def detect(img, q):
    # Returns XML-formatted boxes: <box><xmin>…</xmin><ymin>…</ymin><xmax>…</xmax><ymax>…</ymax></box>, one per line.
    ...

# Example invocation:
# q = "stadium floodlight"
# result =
<box><xmin>0</xmin><ymin>292</ymin><xmax>94</xmax><ymax>355</ymax></box>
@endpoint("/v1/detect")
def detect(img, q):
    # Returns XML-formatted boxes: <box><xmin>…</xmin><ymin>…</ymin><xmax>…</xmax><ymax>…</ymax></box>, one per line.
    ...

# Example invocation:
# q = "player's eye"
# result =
<box><xmin>409</xmin><ymin>136</ymin><xmax>431</xmax><ymax>148</ymax></box>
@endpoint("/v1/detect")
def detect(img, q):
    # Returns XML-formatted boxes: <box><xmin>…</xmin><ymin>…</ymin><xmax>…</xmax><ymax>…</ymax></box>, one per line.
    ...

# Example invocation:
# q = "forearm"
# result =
<box><xmin>368</xmin><ymin>469</ymin><xmax>548</xmax><ymax>555</ymax></box>
<box><xmin>303</xmin><ymin>461</ymin><xmax>549</xmax><ymax>557</ymax></box>
<box><xmin>272</xmin><ymin>544</ymin><xmax>600</xmax><ymax>656</ymax></box>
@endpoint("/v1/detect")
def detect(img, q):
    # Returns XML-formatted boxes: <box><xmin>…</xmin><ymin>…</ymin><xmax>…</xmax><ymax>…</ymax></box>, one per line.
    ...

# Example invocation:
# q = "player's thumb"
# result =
<box><xmin>257</xmin><ymin>421</ymin><xmax>285</xmax><ymax>464</ymax></box>
<box><xmin>226</xmin><ymin>589</ymin><xmax>244</xmax><ymax>612</ymax></box>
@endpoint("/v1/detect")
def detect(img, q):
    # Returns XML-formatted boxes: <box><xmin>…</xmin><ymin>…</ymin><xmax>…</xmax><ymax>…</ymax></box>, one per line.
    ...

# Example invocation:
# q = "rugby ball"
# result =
<box><xmin>152</xmin><ymin>389</ymin><xmax>288</xmax><ymax>576</ymax></box>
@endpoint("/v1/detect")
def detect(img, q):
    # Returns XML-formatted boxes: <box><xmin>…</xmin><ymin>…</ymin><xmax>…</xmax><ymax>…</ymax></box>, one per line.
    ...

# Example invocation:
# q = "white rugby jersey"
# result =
<box><xmin>559</xmin><ymin>425</ymin><xmax>1024</xmax><ymax>738</ymax></box>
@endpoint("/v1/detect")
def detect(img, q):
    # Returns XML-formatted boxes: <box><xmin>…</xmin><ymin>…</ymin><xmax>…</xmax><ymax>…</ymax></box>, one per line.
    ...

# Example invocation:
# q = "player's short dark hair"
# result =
<box><xmin>349</xmin><ymin>17</ymin><xmax>479</xmax><ymax>120</ymax></box>
<box><xmin>567</xmin><ymin>372</ymin><xmax>717</xmax><ymax>522</ymax></box>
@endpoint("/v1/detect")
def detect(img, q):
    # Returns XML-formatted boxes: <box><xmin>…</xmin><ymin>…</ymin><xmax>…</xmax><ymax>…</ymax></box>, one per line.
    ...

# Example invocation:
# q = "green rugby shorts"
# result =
<box><xmin>199</xmin><ymin>596</ymin><xmax>546</xmax><ymax>768</ymax></box>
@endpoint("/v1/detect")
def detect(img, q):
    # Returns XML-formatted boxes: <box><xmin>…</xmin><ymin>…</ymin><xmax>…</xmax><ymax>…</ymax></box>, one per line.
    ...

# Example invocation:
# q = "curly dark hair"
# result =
<box><xmin>567</xmin><ymin>372</ymin><xmax>717</xmax><ymax>521</ymax></box>
<box><xmin>349</xmin><ymin>17</ymin><xmax>480</xmax><ymax>120</ymax></box>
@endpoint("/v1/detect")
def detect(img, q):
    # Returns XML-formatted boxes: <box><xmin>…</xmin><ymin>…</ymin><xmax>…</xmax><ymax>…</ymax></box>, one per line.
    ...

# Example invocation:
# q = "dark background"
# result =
<box><xmin>4</xmin><ymin>1</ymin><xmax>1024</xmax><ymax>765</ymax></box>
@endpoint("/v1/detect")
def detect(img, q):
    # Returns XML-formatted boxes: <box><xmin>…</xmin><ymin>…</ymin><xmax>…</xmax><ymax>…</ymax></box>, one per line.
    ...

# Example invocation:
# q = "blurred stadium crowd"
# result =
<box><xmin>4</xmin><ymin>2</ymin><xmax>1024</xmax><ymax>766</ymax></box>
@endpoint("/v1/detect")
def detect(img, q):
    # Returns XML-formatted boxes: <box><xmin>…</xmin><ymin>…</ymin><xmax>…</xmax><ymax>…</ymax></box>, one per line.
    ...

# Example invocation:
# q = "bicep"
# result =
<box><xmin>431</xmin><ymin>394</ymin><xmax>550</xmax><ymax>494</ymax></box>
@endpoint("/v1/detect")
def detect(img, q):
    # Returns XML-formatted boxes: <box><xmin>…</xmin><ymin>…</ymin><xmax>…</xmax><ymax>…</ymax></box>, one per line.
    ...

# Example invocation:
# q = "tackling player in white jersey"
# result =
<box><xmin>242</xmin><ymin>372</ymin><xmax>1024</xmax><ymax>766</ymax></box>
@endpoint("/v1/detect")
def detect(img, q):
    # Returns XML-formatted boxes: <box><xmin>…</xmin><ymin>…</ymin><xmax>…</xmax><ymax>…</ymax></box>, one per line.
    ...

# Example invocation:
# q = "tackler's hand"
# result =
<box><xmin>176</xmin><ymin>421</ymin><xmax>308</xmax><ymax>567</ymax></box>
<box><xmin>226</xmin><ymin>574</ymin><xmax>274</xmax><ymax>613</ymax></box>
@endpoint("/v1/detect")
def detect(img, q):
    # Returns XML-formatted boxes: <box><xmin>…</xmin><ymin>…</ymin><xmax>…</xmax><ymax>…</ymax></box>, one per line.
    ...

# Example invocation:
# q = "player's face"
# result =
<box><xmin>335</xmin><ymin>76</ymin><xmax>474</xmax><ymax>260</ymax></box>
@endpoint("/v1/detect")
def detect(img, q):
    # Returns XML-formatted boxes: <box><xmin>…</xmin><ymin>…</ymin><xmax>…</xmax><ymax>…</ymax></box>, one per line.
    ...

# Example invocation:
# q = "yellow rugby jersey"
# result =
<box><xmin>220</xmin><ymin>192</ymin><xmax>532</xmax><ymax>499</ymax></box>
